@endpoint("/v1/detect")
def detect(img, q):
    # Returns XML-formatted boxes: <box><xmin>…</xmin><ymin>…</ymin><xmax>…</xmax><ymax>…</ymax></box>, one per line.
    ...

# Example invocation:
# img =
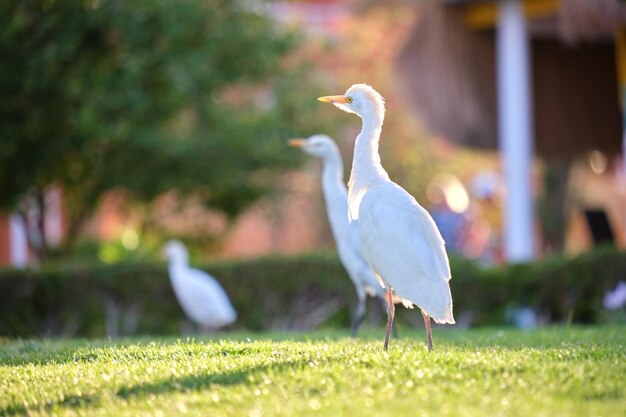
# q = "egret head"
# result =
<box><xmin>287</xmin><ymin>134</ymin><xmax>340</xmax><ymax>162</ymax></box>
<box><xmin>318</xmin><ymin>83</ymin><xmax>385</xmax><ymax>125</ymax></box>
<box><xmin>163</xmin><ymin>240</ymin><xmax>189</xmax><ymax>264</ymax></box>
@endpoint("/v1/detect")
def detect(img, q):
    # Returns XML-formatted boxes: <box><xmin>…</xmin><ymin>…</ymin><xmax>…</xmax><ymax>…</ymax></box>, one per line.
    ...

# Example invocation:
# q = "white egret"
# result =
<box><xmin>604</xmin><ymin>281</ymin><xmax>626</xmax><ymax>310</ymax></box>
<box><xmin>318</xmin><ymin>84</ymin><xmax>455</xmax><ymax>351</ymax></box>
<box><xmin>163</xmin><ymin>240</ymin><xmax>237</xmax><ymax>330</ymax></box>
<box><xmin>288</xmin><ymin>135</ymin><xmax>396</xmax><ymax>336</ymax></box>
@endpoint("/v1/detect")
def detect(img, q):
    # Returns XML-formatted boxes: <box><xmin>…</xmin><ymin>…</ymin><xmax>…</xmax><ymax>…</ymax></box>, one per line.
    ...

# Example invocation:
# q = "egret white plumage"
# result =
<box><xmin>318</xmin><ymin>84</ymin><xmax>455</xmax><ymax>351</ymax></box>
<box><xmin>288</xmin><ymin>135</ymin><xmax>395</xmax><ymax>336</ymax></box>
<box><xmin>163</xmin><ymin>240</ymin><xmax>237</xmax><ymax>330</ymax></box>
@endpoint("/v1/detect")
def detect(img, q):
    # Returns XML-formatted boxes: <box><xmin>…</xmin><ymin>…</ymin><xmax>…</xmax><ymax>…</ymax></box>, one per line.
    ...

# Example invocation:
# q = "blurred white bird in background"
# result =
<box><xmin>604</xmin><ymin>280</ymin><xmax>626</xmax><ymax>310</ymax></box>
<box><xmin>318</xmin><ymin>84</ymin><xmax>455</xmax><ymax>351</ymax></box>
<box><xmin>163</xmin><ymin>240</ymin><xmax>237</xmax><ymax>330</ymax></box>
<box><xmin>288</xmin><ymin>135</ymin><xmax>397</xmax><ymax>336</ymax></box>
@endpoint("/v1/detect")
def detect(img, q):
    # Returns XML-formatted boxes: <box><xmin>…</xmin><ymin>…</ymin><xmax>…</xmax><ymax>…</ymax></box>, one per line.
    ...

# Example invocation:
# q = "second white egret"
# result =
<box><xmin>288</xmin><ymin>134</ymin><xmax>394</xmax><ymax>336</ymax></box>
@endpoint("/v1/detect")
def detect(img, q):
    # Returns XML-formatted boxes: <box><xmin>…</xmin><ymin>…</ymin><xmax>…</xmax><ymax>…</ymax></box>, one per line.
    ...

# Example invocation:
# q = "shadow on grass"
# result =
<box><xmin>1</xmin><ymin>356</ymin><xmax>341</xmax><ymax>416</ymax></box>
<box><xmin>116</xmin><ymin>358</ymin><xmax>310</xmax><ymax>398</ymax></box>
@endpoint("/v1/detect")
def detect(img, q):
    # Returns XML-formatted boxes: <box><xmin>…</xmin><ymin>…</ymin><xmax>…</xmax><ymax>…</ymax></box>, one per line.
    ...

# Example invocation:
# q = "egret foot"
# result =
<box><xmin>421</xmin><ymin>310</ymin><xmax>433</xmax><ymax>352</ymax></box>
<box><xmin>383</xmin><ymin>289</ymin><xmax>395</xmax><ymax>351</ymax></box>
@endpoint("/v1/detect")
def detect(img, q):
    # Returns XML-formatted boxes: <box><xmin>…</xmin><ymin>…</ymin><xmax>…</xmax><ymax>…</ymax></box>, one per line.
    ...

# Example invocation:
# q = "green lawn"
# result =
<box><xmin>1</xmin><ymin>326</ymin><xmax>624</xmax><ymax>416</ymax></box>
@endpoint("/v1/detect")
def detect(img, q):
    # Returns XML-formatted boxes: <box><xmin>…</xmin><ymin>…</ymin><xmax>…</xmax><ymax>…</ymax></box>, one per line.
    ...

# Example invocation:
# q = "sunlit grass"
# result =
<box><xmin>1</xmin><ymin>326</ymin><xmax>624</xmax><ymax>416</ymax></box>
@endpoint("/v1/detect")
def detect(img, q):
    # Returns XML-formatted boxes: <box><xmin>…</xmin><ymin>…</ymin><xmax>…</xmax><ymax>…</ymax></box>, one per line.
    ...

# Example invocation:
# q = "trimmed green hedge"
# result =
<box><xmin>0</xmin><ymin>254</ymin><xmax>353</xmax><ymax>337</ymax></box>
<box><xmin>452</xmin><ymin>248</ymin><xmax>625</xmax><ymax>325</ymax></box>
<box><xmin>0</xmin><ymin>248</ymin><xmax>624</xmax><ymax>337</ymax></box>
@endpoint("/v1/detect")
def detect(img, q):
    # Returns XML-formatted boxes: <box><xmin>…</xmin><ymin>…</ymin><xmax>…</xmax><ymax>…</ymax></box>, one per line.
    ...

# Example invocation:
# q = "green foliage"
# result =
<box><xmin>0</xmin><ymin>248</ymin><xmax>624</xmax><ymax>338</ymax></box>
<box><xmin>0</xmin><ymin>254</ymin><xmax>352</xmax><ymax>337</ymax></box>
<box><xmin>453</xmin><ymin>246</ymin><xmax>625</xmax><ymax>325</ymax></box>
<box><xmin>1</xmin><ymin>327</ymin><xmax>625</xmax><ymax>416</ymax></box>
<box><xmin>0</xmin><ymin>0</ymin><xmax>332</xmax><ymax>250</ymax></box>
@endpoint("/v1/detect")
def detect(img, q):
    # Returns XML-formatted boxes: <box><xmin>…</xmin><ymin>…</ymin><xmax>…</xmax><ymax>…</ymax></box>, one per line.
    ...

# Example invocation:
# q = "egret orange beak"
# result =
<box><xmin>317</xmin><ymin>95</ymin><xmax>351</xmax><ymax>104</ymax></box>
<box><xmin>288</xmin><ymin>138</ymin><xmax>307</xmax><ymax>147</ymax></box>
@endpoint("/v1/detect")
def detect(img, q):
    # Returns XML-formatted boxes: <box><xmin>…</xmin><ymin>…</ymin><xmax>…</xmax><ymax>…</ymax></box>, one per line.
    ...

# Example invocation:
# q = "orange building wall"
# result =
<box><xmin>0</xmin><ymin>215</ymin><xmax>10</xmax><ymax>265</ymax></box>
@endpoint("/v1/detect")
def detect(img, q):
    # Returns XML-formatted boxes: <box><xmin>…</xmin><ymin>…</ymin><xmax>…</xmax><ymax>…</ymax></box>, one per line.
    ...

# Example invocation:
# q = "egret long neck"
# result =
<box><xmin>167</xmin><ymin>255</ymin><xmax>188</xmax><ymax>281</ymax></box>
<box><xmin>347</xmin><ymin>117</ymin><xmax>389</xmax><ymax>220</ymax></box>
<box><xmin>352</xmin><ymin>121</ymin><xmax>387</xmax><ymax>182</ymax></box>
<box><xmin>320</xmin><ymin>154</ymin><xmax>350</xmax><ymax>240</ymax></box>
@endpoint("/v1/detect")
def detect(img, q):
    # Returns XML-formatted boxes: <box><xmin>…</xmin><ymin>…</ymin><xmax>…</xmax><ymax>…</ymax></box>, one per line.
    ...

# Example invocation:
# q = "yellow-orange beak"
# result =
<box><xmin>288</xmin><ymin>138</ymin><xmax>307</xmax><ymax>147</ymax></box>
<box><xmin>317</xmin><ymin>95</ymin><xmax>351</xmax><ymax>104</ymax></box>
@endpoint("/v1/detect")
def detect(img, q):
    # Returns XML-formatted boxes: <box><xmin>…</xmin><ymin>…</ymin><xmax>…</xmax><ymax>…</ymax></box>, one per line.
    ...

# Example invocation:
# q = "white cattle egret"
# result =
<box><xmin>318</xmin><ymin>84</ymin><xmax>455</xmax><ymax>351</ymax></box>
<box><xmin>288</xmin><ymin>135</ymin><xmax>396</xmax><ymax>336</ymax></box>
<box><xmin>163</xmin><ymin>240</ymin><xmax>237</xmax><ymax>330</ymax></box>
<box><xmin>604</xmin><ymin>281</ymin><xmax>626</xmax><ymax>310</ymax></box>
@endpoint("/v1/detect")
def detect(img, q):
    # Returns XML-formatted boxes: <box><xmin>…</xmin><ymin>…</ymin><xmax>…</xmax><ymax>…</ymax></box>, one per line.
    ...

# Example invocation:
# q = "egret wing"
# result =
<box><xmin>358</xmin><ymin>183</ymin><xmax>454</xmax><ymax>322</ymax></box>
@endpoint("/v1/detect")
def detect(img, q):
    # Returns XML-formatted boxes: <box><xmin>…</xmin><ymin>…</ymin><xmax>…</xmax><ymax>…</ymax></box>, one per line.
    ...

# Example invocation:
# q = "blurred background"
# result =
<box><xmin>1</xmin><ymin>0</ymin><xmax>625</xmax><ymax>337</ymax></box>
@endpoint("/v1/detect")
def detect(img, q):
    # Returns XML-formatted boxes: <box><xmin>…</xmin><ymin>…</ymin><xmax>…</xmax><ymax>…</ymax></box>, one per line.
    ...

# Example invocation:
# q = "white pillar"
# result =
<box><xmin>9</xmin><ymin>214</ymin><xmax>28</xmax><ymax>268</ymax></box>
<box><xmin>497</xmin><ymin>0</ymin><xmax>535</xmax><ymax>261</ymax></box>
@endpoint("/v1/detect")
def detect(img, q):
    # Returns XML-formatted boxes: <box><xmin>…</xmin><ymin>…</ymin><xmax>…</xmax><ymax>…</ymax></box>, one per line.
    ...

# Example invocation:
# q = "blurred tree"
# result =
<box><xmin>0</xmin><ymin>0</ymin><xmax>330</xmax><ymax>259</ymax></box>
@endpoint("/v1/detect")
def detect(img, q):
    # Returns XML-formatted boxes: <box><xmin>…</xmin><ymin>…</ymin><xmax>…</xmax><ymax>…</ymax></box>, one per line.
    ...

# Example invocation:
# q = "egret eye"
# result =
<box><xmin>347</xmin><ymin>97</ymin><xmax>353</xmax><ymax>103</ymax></box>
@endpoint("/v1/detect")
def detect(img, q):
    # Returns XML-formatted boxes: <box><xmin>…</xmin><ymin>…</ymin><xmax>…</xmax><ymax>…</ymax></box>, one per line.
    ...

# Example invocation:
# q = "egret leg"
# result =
<box><xmin>383</xmin><ymin>289</ymin><xmax>395</xmax><ymax>351</ymax></box>
<box><xmin>421</xmin><ymin>310</ymin><xmax>433</xmax><ymax>351</ymax></box>
<box><xmin>379</xmin><ymin>294</ymin><xmax>399</xmax><ymax>339</ymax></box>
<box><xmin>351</xmin><ymin>293</ymin><xmax>366</xmax><ymax>337</ymax></box>
<box><xmin>391</xmin><ymin>320</ymin><xmax>399</xmax><ymax>339</ymax></box>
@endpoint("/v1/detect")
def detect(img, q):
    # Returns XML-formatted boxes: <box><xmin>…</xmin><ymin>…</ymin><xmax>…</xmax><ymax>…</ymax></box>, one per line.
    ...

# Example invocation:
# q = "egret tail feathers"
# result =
<box><xmin>432</xmin><ymin>312</ymin><xmax>455</xmax><ymax>325</ymax></box>
<box><xmin>408</xmin><ymin>280</ymin><xmax>455</xmax><ymax>325</ymax></box>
